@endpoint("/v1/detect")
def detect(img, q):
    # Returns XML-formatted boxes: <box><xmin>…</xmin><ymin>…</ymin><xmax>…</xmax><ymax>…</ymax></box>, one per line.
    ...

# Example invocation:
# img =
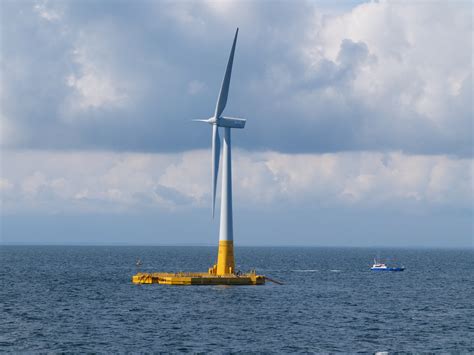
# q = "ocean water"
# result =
<box><xmin>1</xmin><ymin>246</ymin><xmax>472</xmax><ymax>352</ymax></box>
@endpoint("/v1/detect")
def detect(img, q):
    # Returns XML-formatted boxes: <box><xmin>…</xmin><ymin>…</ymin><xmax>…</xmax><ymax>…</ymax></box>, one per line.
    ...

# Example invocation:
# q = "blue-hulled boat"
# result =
<box><xmin>371</xmin><ymin>259</ymin><xmax>405</xmax><ymax>272</ymax></box>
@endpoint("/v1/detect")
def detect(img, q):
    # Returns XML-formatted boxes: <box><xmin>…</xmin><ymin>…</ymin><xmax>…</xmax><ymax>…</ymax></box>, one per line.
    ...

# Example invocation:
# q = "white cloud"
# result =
<box><xmin>21</xmin><ymin>171</ymin><xmax>47</xmax><ymax>196</ymax></box>
<box><xmin>66</xmin><ymin>45</ymin><xmax>128</xmax><ymax>112</ymax></box>
<box><xmin>158</xmin><ymin>150</ymin><xmax>209</xmax><ymax>203</ymax></box>
<box><xmin>312</xmin><ymin>0</ymin><xmax>472</xmax><ymax>126</ymax></box>
<box><xmin>34</xmin><ymin>0</ymin><xmax>61</xmax><ymax>22</ymax></box>
<box><xmin>1</xmin><ymin>149</ymin><xmax>471</xmax><ymax>214</ymax></box>
<box><xmin>235</xmin><ymin>151</ymin><xmax>473</xmax><ymax>208</ymax></box>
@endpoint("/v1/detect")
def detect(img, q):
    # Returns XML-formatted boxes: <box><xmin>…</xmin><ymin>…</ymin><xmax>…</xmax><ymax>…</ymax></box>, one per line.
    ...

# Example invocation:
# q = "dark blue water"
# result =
<box><xmin>1</xmin><ymin>246</ymin><xmax>473</xmax><ymax>352</ymax></box>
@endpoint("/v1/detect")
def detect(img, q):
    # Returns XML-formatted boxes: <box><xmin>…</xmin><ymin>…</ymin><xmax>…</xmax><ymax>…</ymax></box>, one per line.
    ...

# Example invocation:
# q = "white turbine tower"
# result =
<box><xmin>194</xmin><ymin>28</ymin><xmax>245</xmax><ymax>275</ymax></box>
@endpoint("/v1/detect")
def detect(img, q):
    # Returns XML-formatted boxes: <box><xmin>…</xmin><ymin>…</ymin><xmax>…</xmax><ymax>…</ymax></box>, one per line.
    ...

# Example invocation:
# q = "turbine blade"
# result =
<box><xmin>214</xmin><ymin>28</ymin><xmax>239</xmax><ymax>119</ymax></box>
<box><xmin>192</xmin><ymin>119</ymin><xmax>209</xmax><ymax>123</ymax></box>
<box><xmin>211</xmin><ymin>124</ymin><xmax>221</xmax><ymax>218</ymax></box>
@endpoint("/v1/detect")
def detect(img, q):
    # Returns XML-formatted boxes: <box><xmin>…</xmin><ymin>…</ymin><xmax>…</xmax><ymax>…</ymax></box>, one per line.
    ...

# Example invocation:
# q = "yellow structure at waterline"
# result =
<box><xmin>131</xmin><ymin>241</ymin><xmax>267</xmax><ymax>285</ymax></box>
<box><xmin>132</xmin><ymin>270</ymin><xmax>265</xmax><ymax>285</ymax></box>
<box><xmin>216</xmin><ymin>240</ymin><xmax>235</xmax><ymax>275</ymax></box>
<box><xmin>131</xmin><ymin>238</ymin><xmax>268</xmax><ymax>286</ymax></box>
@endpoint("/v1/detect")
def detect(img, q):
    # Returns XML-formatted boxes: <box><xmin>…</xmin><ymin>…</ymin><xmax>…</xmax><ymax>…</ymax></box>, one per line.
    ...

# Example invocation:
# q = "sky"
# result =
<box><xmin>0</xmin><ymin>0</ymin><xmax>472</xmax><ymax>247</ymax></box>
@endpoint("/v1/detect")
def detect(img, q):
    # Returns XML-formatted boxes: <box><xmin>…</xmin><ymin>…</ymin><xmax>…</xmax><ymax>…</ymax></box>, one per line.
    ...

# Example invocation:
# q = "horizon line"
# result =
<box><xmin>0</xmin><ymin>242</ymin><xmax>471</xmax><ymax>250</ymax></box>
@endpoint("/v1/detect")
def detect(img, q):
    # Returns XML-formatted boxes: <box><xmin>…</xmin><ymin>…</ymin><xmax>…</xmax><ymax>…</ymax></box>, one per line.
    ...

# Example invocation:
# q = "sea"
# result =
<box><xmin>1</xmin><ymin>246</ymin><xmax>472</xmax><ymax>352</ymax></box>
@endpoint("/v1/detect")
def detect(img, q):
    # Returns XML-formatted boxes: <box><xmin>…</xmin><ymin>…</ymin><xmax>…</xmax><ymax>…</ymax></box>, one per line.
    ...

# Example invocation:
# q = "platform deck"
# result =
<box><xmin>132</xmin><ymin>272</ymin><xmax>265</xmax><ymax>285</ymax></box>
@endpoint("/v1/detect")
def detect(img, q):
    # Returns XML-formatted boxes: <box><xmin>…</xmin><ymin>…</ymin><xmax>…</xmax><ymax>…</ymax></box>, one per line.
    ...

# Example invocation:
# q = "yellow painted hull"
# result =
<box><xmin>132</xmin><ymin>272</ymin><xmax>265</xmax><ymax>285</ymax></box>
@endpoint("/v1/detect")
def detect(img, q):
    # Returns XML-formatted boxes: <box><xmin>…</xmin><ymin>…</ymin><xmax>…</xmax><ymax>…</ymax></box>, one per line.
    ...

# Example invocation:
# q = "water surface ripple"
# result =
<box><xmin>1</xmin><ymin>246</ymin><xmax>472</xmax><ymax>352</ymax></box>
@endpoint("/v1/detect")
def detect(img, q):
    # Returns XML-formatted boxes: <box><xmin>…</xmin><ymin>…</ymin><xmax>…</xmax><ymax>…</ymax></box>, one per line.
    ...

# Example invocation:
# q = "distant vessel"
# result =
<box><xmin>371</xmin><ymin>259</ymin><xmax>405</xmax><ymax>272</ymax></box>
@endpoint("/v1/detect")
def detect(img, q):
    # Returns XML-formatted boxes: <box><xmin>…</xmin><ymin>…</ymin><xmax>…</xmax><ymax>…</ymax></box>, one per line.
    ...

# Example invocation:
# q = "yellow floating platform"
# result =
<box><xmin>132</xmin><ymin>271</ymin><xmax>265</xmax><ymax>285</ymax></box>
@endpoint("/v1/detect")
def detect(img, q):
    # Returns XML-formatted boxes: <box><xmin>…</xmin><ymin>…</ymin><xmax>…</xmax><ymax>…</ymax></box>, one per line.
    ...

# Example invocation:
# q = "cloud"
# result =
<box><xmin>33</xmin><ymin>0</ymin><xmax>62</xmax><ymax>22</ymax></box>
<box><xmin>0</xmin><ymin>178</ymin><xmax>13</xmax><ymax>192</ymax></box>
<box><xmin>154</xmin><ymin>184</ymin><xmax>194</xmax><ymax>207</ymax></box>
<box><xmin>65</xmin><ymin>47</ymin><xmax>128</xmax><ymax>111</ymax></box>
<box><xmin>0</xmin><ymin>0</ymin><xmax>471</xmax><ymax>155</ymax></box>
<box><xmin>1</xmin><ymin>149</ymin><xmax>471</xmax><ymax>215</ymax></box>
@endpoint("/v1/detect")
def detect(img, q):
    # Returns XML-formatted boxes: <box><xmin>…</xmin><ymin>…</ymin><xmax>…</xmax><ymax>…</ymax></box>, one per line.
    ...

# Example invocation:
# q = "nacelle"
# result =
<box><xmin>217</xmin><ymin>116</ymin><xmax>246</xmax><ymax>129</ymax></box>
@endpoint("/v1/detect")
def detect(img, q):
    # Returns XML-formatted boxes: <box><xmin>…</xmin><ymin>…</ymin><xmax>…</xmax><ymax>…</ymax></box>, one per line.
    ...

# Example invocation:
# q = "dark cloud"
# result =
<box><xmin>1</xmin><ymin>0</ymin><xmax>472</xmax><ymax>156</ymax></box>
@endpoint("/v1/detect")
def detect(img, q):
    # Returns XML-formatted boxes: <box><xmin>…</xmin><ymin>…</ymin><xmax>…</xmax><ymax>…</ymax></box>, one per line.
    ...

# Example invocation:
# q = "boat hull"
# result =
<box><xmin>371</xmin><ymin>267</ymin><xmax>405</xmax><ymax>272</ymax></box>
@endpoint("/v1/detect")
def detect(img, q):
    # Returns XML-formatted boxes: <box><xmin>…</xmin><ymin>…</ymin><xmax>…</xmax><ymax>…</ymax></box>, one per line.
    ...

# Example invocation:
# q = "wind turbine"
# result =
<box><xmin>132</xmin><ymin>29</ymin><xmax>274</xmax><ymax>284</ymax></box>
<box><xmin>194</xmin><ymin>28</ymin><xmax>245</xmax><ymax>275</ymax></box>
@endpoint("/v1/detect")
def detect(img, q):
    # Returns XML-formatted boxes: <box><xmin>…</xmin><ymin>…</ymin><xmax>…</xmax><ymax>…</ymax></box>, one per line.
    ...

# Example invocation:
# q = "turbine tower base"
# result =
<box><xmin>216</xmin><ymin>240</ymin><xmax>235</xmax><ymax>275</ymax></box>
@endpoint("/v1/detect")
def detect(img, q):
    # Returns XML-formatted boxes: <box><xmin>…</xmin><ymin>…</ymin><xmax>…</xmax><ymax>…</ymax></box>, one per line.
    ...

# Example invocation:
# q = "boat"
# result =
<box><xmin>371</xmin><ymin>259</ymin><xmax>405</xmax><ymax>272</ymax></box>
